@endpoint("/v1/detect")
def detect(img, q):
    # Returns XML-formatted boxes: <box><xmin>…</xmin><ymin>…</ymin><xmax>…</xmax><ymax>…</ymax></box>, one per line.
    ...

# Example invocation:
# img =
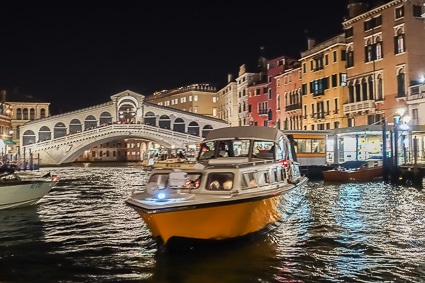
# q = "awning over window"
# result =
<box><xmin>3</xmin><ymin>139</ymin><xmax>16</xmax><ymax>144</ymax></box>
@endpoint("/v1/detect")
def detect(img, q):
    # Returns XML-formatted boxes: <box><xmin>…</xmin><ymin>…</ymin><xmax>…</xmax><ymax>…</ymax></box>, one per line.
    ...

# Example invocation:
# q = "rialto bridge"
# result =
<box><xmin>20</xmin><ymin>90</ymin><xmax>228</xmax><ymax>165</ymax></box>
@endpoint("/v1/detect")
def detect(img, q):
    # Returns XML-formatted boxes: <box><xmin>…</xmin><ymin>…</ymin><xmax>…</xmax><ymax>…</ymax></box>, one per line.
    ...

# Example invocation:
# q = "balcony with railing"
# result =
<box><xmin>285</xmin><ymin>103</ymin><xmax>302</xmax><ymax>112</ymax></box>
<box><xmin>258</xmin><ymin>109</ymin><xmax>268</xmax><ymax>116</ymax></box>
<box><xmin>343</xmin><ymin>100</ymin><xmax>375</xmax><ymax>115</ymax></box>
<box><xmin>311</xmin><ymin>112</ymin><xmax>326</xmax><ymax>120</ymax></box>
<box><xmin>408</xmin><ymin>84</ymin><xmax>425</xmax><ymax>101</ymax></box>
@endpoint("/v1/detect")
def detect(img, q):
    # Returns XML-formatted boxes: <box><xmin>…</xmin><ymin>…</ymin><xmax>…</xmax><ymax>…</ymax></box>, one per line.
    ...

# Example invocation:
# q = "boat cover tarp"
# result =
<box><xmin>341</xmin><ymin>160</ymin><xmax>366</xmax><ymax>169</ymax></box>
<box><xmin>204</xmin><ymin>126</ymin><xmax>284</xmax><ymax>142</ymax></box>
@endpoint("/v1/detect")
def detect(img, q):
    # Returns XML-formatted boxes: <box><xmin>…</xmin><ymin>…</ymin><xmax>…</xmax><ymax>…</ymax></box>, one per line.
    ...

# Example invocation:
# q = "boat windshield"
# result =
<box><xmin>252</xmin><ymin>141</ymin><xmax>275</xmax><ymax>159</ymax></box>
<box><xmin>198</xmin><ymin>139</ymin><xmax>251</xmax><ymax>160</ymax></box>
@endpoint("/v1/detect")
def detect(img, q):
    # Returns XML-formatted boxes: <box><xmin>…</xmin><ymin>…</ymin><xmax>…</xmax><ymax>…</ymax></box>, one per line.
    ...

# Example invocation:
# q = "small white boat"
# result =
<box><xmin>126</xmin><ymin>126</ymin><xmax>308</xmax><ymax>246</ymax></box>
<box><xmin>0</xmin><ymin>171</ymin><xmax>59</xmax><ymax>210</ymax></box>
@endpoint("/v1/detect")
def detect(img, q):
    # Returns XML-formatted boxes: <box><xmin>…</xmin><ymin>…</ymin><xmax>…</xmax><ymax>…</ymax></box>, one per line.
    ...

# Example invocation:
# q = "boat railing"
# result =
<box><xmin>205</xmin><ymin>158</ymin><xmax>275</xmax><ymax>169</ymax></box>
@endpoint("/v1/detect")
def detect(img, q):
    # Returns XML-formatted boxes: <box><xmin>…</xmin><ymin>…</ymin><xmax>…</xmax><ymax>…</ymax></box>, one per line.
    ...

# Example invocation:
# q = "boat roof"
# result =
<box><xmin>204</xmin><ymin>126</ymin><xmax>285</xmax><ymax>142</ymax></box>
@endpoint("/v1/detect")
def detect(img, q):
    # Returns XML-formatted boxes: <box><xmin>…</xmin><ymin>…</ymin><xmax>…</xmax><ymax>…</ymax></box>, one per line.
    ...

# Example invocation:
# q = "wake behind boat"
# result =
<box><xmin>126</xmin><ymin>126</ymin><xmax>308</xmax><ymax>246</ymax></box>
<box><xmin>0</xmin><ymin>169</ymin><xmax>59</xmax><ymax>210</ymax></box>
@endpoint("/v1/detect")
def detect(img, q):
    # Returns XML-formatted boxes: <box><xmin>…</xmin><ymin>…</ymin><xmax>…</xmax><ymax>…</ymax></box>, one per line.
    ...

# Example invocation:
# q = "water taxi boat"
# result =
<box><xmin>126</xmin><ymin>126</ymin><xmax>308</xmax><ymax>246</ymax></box>
<box><xmin>0</xmin><ymin>170</ymin><xmax>59</xmax><ymax>210</ymax></box>
<box><xmin>322</xmin><ymin>160</ymin><xmax>383</xmax><ymax>182</ymax></box>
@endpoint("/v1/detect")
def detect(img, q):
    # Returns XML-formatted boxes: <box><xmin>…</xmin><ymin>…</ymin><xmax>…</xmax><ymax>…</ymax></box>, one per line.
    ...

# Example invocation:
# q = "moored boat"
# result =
<box><xmin>0</xmin><ymin>171</ymin><xmax>59</xmax><ymax>210</ymax></box>
<box><xmin>322</xmin><ymin>160</ymin><xmax>383</xmax><ymax>182</ymax></box>
<box><xmin>126</xmin><ymin>126</ymin><xmax>308</xmax><ymax>246</ymax></box>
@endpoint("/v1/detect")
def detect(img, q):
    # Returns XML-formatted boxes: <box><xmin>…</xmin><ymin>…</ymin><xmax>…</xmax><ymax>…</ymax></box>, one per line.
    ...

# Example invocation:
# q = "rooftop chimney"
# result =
<box><xmin>347</xmin><ymin>1</ymin><xmax>369</xmax><ymax>19</ymax></box>
<box><xmin>307</xmin><ymin>37</ymin><xmax>315</xmax><ymax>49</ymax></box>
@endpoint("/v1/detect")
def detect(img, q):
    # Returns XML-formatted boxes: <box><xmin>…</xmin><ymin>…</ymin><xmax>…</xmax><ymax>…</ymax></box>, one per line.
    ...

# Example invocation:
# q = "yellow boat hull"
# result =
<box><xmin>134</xmin><ymin>194</ymin><xmax>286</xmax><ymax>244</ymax></box>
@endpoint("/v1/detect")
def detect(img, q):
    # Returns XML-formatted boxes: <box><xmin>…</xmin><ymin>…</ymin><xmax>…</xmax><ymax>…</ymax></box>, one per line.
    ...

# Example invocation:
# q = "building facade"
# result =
<box><xmin>342</xmin><ymin>0</ymin><xmax>425</xmax><ymax>126</ymax></box>
<box><xmin>146</xmin><ymin>84</ymin><xmax>218</xmax><ymax>118</ymax></box>
<box><xmin>217</xmin><ymin>75</ymin><xmax>239</xmax><ymax>126</ymax></box>
<box><xmin>299</xmin><ymin>34</ymin><xmax>349</xmax><ymax>131</ymax></box>
<box><xmin>4</xmin><ymin>90</ymin><xmax>51</xmax><ymax>154</ymax></box>
<box><xmin>276</xmin><ymin>65</ymin><xmax>303</xmax><ymax>131</ymax></box>
<box><xmin>235</xmin><ymin>64</ymin><xmax>263</xmax><ymax>126</ymax></box>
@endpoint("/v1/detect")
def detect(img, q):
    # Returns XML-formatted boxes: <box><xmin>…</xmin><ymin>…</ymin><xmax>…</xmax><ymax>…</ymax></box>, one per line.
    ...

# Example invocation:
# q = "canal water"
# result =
<box><xmin>1</xmin><ymin>165</ymin><xmax>425</xmax><ymax>283</ymax></box>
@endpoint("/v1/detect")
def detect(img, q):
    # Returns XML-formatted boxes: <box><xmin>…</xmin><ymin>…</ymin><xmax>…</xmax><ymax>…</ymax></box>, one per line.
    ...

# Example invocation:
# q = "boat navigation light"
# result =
<box><xmin>157</xmin><ymin>192</ymin><xmax>166</xmax><ymax>200</ymax></box>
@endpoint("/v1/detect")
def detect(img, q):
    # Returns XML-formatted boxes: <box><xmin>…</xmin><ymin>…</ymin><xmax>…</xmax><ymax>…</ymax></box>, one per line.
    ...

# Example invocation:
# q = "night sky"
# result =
<box><xmin>0</xmin><ymin>0</ymin><xmax>375</xmax><ymax>113</ymax></box>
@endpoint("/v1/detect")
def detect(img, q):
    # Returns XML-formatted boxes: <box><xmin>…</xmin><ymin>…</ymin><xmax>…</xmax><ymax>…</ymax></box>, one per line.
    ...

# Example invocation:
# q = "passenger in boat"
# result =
<box><xmin>218</xmin><ymin>142</ymin><xmax>228</xmax><ymax>157</ymax></box>
<box><xmin>199</xmin><ymin>143</ymin><xmax>214</xmax><ymax>159</ymax></box>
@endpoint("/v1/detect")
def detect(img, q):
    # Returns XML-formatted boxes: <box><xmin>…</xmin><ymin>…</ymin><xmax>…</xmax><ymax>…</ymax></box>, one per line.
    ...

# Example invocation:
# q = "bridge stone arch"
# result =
<box><xmin>20</xmin><ymin>90</ymin><xmax>229</xmax><ymax>165</ymax></box>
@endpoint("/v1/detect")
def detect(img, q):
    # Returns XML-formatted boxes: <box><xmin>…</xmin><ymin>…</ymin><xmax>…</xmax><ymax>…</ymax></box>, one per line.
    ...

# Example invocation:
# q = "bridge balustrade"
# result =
<box><xmin>27</xmin><ymin>123</ymin><xmax>203</xmax><ymax>150</ymax></box>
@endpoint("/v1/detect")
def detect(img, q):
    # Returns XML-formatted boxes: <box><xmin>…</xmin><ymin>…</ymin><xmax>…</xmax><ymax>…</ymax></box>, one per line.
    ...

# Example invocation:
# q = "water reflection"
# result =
<box><xmin>0</xmin><ymin>166</ymin><xmax>425</xmax><ymax>282</ymax></box>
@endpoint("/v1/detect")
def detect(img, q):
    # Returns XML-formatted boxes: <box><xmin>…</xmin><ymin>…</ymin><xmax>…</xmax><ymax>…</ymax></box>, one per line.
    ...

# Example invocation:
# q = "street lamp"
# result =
<box><xmin>393</xmin><ymin>108</ymin><xmax>411</xmax><ymax>182</ymax></box>
<box><xmin>393</xmin><ymin>112</ymin><xmax>400</xmax><ymax>182</ymax></box>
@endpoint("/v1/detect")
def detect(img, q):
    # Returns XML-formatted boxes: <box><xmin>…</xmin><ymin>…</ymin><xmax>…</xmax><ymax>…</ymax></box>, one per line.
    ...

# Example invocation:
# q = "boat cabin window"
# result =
<box><xmin>198</xmin><ymin>139</ymin><xmax>251</xmax><ymax>160</ymax></box>
<box><xmin>206</xmin><ymin>172</ymin><xmax>234</xmax><ymax>191</ymax></box>
<box><xmin>252</xmin><ymin>141</ymin><xmax>275</xmax><ymax>159</ymax></box>
<box><xmin>271</xmin><ymin>167</ymin><xmax>279</xmax><ymax>183</ymax></box>
<box><xmin>148</xmin><ymin>173</ymin><xmax>202</xmax><ymax>190</ymax></box>
<box><xmin>231</xmin><ymin>139</ymin><xmax>250</xmax><ymax>157</ymax></box>
<box><xmin>241</xmin><ymin>172</ymin><xmax>257</xmax><ymax>189</ymax></box>
<box><xmin>198</xmin><ymin>141</ymin><xmax>216</xmax><ymax>160</ymax></box>
<box><xmin>277</xmin><ymin>137</ymin><xmax>286</xmax><ymax>160</ymax></box>
<box><xmin>280</xmin><ymin>165</ymin><xmax>287</xmax><ymax>180</ymax></box>
<box><xmin>256</xmin><ymin>170</ymin><xmax>271</xmax><ymax>187</ymax></box>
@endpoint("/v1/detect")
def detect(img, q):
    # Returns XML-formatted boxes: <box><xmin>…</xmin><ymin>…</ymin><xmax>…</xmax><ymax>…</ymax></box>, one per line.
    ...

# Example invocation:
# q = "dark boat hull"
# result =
<box><xmin>323</xmin><ymin>166</ymin><xmax>383</xmax><ymax>182</ymax></box>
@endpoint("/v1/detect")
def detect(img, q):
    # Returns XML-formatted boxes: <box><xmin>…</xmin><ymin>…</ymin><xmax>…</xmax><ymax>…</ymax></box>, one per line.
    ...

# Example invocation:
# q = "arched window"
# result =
<box><xmin>365</xmin><ymin>39</ymin><xmax>374</xmax><ymax>62</ymax></box>
<box><xmin>144</xmin><ymin>111</ymin><xmax>156</xmax><ymax>126</ymax></box>
<box><xmin>84</xmin><ymin>115</ymin><xmax>97</xmax><ymax>130</ymax></box>
<box><xmin>16</xmin><ymin>108</ymin><xmax>22</xmax><ymax>120</ymax></box>
<box><xmin>69</xmin><ymin>119</ymin><xmax>82</xmax><ymax>134</ymax></box>
<box><xmin>158</xmin><ymin>115</ymin><xmax>171</xmax><ymax>129</ymax></box>
<box><xmin>355</xmin><ymin>80</ymin><xmax>361</xmax><ymax>102</ymax></box>
<box><xmin>377</xmin><ymin>74</ymin><xmax>383</xmax><ymax>101</ymax></box>
<box><xmin>375</xmin><ymin>37</ymin><xmax>382</xmax><ymax>60</ymax></box>
<box><xmin>99</xmin><ymin>111</ymin><xmax>113</xmax><ymax>125</ymax></box>
<box><xmin>187</xmin><ymin>121</ymin><xmax>199</xmax><ymax>136</ymax></box>
<box><xmin>38</xmin><ymin>126</ymin><xmax>51</xmax><ymax>142</ymax></box>
<box><xmin>54</xmin><ymin>122</ymin><xmax>67</xmax><ymax>138</ymax></box>
<box><xmin>397</xmin><ymin>68</ymin><xmax>405</xmax><ymax>97</ymax></box>
<box><xmin>173</xmin><ymin>118</ymin><xmax>185</xmax><ymax>133</ymax></box>
<box><xmin>362</xmin><ymin>78</ymin><xmax>368</xmax><ymax>101</ymax></box>
<box><xmin>23</xmin><ymin>108</ymin><xmax>29</xmax><ymax>120</ymax></box>
<box><xmin>395</xmin><ymin>28</ymin><xmax>405</xmax><ymax>54</ymax></box>
<box><xmin>277</xmin><ymin>95</ymin><xmax>280</xmax><ymax>110</ymax></box>
<box><xmin>202</xmin><ymin>125</ymin><xmax>213</xmax><ymax>138</ymax></box>
<box><xmin>22</xmin><ymin>130</ymin><xmax>36</xmax><ymax>145</ymax></box>
<box><xmin>30</xmin><ymin>108</ymin><xmax>35</xmax><ymax>120</ymax></box>
<box><xmin>40</xmin><ymin>108</ymin><xmax>46</xmax><ymax>118</ymax></box>
<box><xmin>368</xmin><ymin>76</ymin><xmax>374</xmax><ymax>100</ymax></box>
